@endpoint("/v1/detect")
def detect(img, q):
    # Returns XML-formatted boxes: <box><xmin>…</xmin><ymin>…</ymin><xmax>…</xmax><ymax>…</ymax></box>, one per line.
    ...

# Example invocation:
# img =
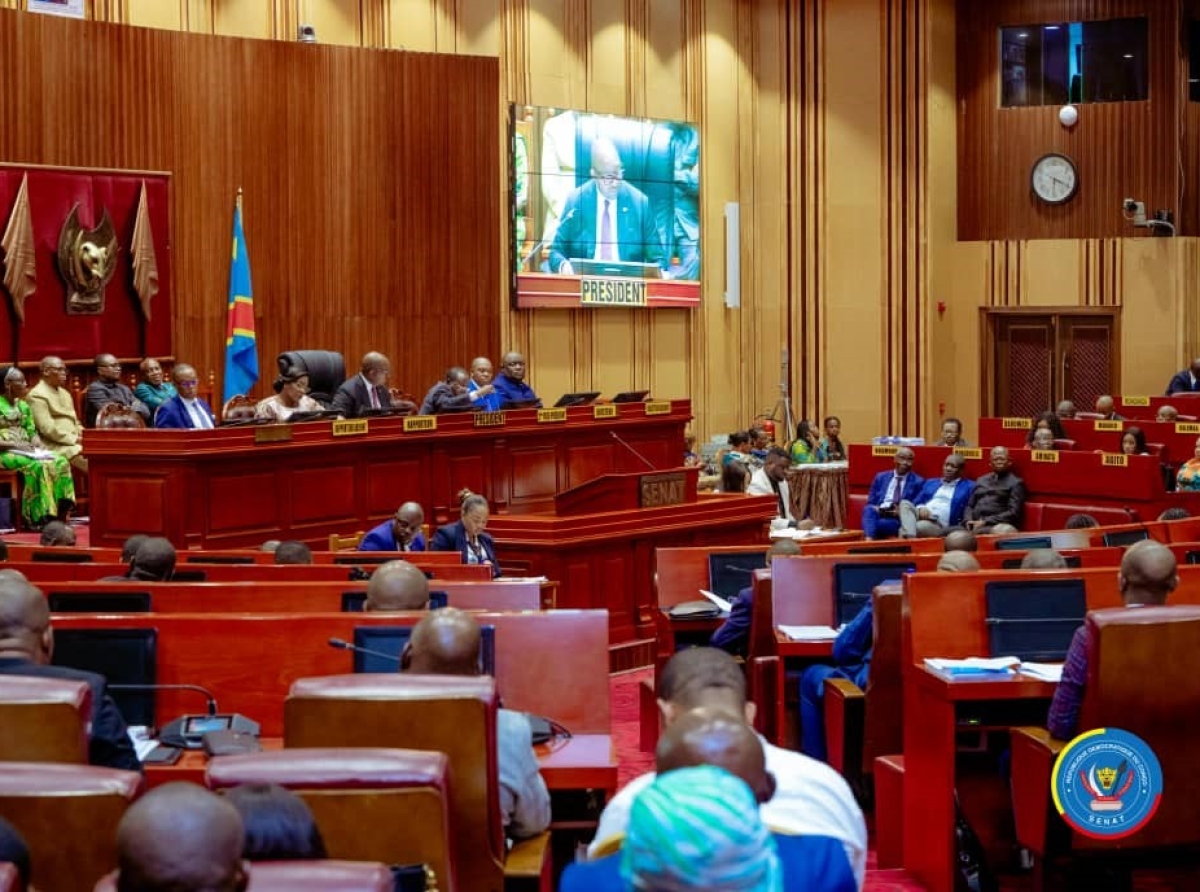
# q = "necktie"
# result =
<box><xmin>369</xmin><ymin>384</ymin><xmax>380</xmax><ymax>410</ymax></box>
<box><xmin>771</xmin><ymin>480</ymin><xmax>786</xmax><ymax>518</ymax></box>
<box><xmin>600</xmin><ymin>200</ymin><xmax>614</xmax><ymax>260</ymax></box>
<box><xmin>885</xmin><ymin>474</ymin><xmax>902</xmax><ymax>507</ymax></box>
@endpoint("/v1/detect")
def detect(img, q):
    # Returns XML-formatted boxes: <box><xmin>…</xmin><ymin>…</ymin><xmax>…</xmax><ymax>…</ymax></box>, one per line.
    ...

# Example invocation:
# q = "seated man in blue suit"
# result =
<box><xmin>153</xmin><ymin>364</ymin><xmax>216</xmax><ymax>429</ymax></box>
<box><xmin>861</xmin><ymin>447</ymin><xmax>922</xmax><ymax>539</ymax></box>
<box><xmin>358</xmin><ymin>502</ymin><xmax>426</xmax><ymax>552</ymax></box>
<box><xmin>548</xmin><ymin>136</ymin><xmax>665</xmax><ymax>276</ymax></box>
<box><xmin>561</xmin><ymin>709</ymin><xmax>856</xmax><ymax>892</ymax></box>
<box><xmin>897</xmin><ymin>453</ymin><xmax>974</xmax><ymax>538</ymax></box>
<box><xmin>711</xmin><ymin>537</ymin><xmax>802</xmax><ymax>657</ymax></box>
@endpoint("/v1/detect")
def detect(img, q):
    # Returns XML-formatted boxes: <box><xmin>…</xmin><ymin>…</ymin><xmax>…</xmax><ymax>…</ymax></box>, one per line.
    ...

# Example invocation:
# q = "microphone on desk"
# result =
<box><xmin>328</xmin><ymin>637</ymin><xmax>400</xmax><ymax>664</ymax></box>
<box><xmin>109</xmin><ymin>683</ymin><xmax>219</xmax><ymax>716</ymax></box>
<box><xmin>722</xmin><ymin>565</ymin><xmax>756</xmax><ymax>574</ymax></box>
<box><xmin>610</xmin><ymin>430</ymin><xmax>657</xmax><ymax>471</ymax></box>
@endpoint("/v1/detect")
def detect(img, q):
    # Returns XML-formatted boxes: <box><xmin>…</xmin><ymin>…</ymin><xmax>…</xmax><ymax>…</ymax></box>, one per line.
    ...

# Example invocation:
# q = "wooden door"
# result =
<box><xmin>983</xmin><ymin>309</ymin><xmax>1118</xmax><ymax>416</ymax></box>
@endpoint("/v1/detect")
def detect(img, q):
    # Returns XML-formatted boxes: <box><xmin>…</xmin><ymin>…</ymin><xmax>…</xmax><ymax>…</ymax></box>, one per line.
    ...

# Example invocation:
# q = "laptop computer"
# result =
<box><xmin>570</xmin><ymin>258</ymin><xmax>663</xmax><ymax>279</ymax></box>
<box><xmin>611</xmin><ymin>390</ymin><xmax>650</xmax><ymax>403</ymax></box>
<box><xmin>554</xmin><ymin>391</ymin><xmax>601</xmax><ymax>408</ymax></box>
<box><xmin>500</xmin><ymin>399</ymin><xmax>540</xmax><ymax>410</ymax></box>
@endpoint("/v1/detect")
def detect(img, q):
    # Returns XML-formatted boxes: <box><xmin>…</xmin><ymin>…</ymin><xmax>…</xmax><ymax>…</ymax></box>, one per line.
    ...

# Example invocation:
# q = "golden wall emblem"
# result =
<box><xmin>56</xmin><ymin>203</ymin><xmax>119</xmax><ymax>314</ymax></box>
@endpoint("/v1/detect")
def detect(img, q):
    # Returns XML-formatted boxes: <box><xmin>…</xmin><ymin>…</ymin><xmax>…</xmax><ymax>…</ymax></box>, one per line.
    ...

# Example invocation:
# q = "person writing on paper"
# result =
<box><xmin>710</xmin><ymin>538</ymin><xmax>802</xmax><ymax>657</ymax></box>
<box><xmin>0</xmin><ymin>366</ymin><xmax>75</xmax><ymax>529</ymax></box>
<box><xmin>1047</xmin><ymin>540</ymin><xmax>1177</xmax><ymax>741</ymax></box>
<box><xmin>747</xmin><ymin>447</ymin><xmax>795</xmax><ymax>524</ymax></box>
<box><xmin>548</xmin><ymin>137</ymin><xmax>665</xmax><ymax>276</ymax></box>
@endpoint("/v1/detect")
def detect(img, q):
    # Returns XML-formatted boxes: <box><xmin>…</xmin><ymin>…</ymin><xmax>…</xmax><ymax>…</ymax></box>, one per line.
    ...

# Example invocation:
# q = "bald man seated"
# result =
<box><xmin>491</xmin><ymin>352</ymin><xmax>542</xmax><ymax>408</ymax></box>
<box><xmin>0</xmin><ymin>576</ymin><xmax>141</xmax><ymax>771</ymax></box>
<box><xmin>364</xmin><ymin>560</ymin><xmax>430</xmax><ymax>611</ymax></box>
<box><xmin>562</xmin><ymin>709</ymin><xmax>857</xmax><ymax>892</ymax></box>
<box><xmin>400</xmin><ymin>608</ymin><xmax>551</xmax><ymax>839</ymax></box>
<box><xmin>331</xmin><ymin>351</ymin><xmax>396</xmax><ymax>418</ymax></box>
<box><xmin>358</xmin><ymin>501</ymin><xmax>426</xmax><ymax>552</ymax></box>
<box><xmin>1048</xmin><ymin>540</ymin><xmax>1178</xmax><ymax>740</ymax></box>
<box><xmin>116</xmin><ymin>782</ymin><xmax>248</xmax><ymax>892</ymax></box>
<box><xmin>589</xmin><ymin>647</ymin><xmax>866</xmax><ymax>886</ymax></box>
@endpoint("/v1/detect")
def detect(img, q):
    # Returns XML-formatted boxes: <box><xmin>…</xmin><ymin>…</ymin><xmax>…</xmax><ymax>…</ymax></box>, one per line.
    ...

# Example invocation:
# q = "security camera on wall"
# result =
<box><xmin>297</xmin><ymin>24</ymin><xmax>317</xmax><ymax>43</ymax></box>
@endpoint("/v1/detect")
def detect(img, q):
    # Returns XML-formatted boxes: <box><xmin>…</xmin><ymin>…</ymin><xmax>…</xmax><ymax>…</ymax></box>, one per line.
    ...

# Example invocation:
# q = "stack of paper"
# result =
<box><xmin>924</xmin><ymin>656</ymin><xmax>1019</xmax><ymax>676</ymax></box>
<box><xmin>778</xmin><ymin>625</ymin><xmax>841</xmax><ymax>641</ymax></box>
<box><xmin>698</xmin><ymin>589</ymin><xmax>733</xmax><ymax>612</ymax></box>
<box><xmin>1018</xmin><ymin>662</ymin><xmax>1064</xmax><ymax>682</ymax></box>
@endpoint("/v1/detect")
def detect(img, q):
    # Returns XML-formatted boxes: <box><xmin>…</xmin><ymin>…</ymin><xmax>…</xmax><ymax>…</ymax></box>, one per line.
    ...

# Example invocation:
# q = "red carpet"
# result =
<box><xmin>609</xmin><ymin>668</ymin><xmax>928</xmax><ymax>891</ymax></box>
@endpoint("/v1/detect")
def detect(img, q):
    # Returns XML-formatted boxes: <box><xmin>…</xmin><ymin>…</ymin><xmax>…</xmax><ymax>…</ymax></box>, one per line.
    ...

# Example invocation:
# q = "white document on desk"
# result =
<box><xmin>924</xmin><ymin>656</ymin><xmax>1019</xmax><ymax>676</ymax></box>
<box><xmin>698</xmin><ymin>589</ymin><xmax>733</xmax><ymax>613</ymax></box>
<box><xmin>777</xmin><ymin>625</ymin><xmax>841</xmax><ymax>641</ymax></box>
<box><xmin>1018</xmin><ymin>662</ymin><xmax>1064</xmax><ymax>682</ymax></box>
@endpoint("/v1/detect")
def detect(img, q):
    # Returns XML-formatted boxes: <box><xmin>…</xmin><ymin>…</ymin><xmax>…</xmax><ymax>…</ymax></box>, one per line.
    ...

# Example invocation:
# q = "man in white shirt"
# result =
<box><xmin>747</xmin><ymin>446</ymin><xmax>794</xmax><ymax>524</ymax></box>
<box><xmin>589</xmin><ymin>647</ymin><xmax>867</xmax><ymax>889</ymax></box>
<box><xmin>898</xmin><ymin>453</ymin><xmax>974</xmax><ymax>538</ymax></box>
<box><xmin>153</xmin><ymin>364</ymin><xmax>216</xmax><ymax>429</ymax></box>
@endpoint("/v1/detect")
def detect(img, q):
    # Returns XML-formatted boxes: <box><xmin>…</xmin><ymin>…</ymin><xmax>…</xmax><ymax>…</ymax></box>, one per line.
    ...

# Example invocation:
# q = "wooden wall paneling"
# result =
<box><xmin>957</xmin><ymin>0</ymin><xmax>1181</xmax><ymax>240</ymax></box>
<box><xmin>0</xmin><ymin>10</ymin><xmax>499</xmax><ymax>398</ymax></box>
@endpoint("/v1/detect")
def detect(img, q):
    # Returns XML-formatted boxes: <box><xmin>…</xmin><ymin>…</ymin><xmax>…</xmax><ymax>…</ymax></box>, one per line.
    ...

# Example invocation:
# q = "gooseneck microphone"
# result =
<box><xmin>328</xmin><ymin>637</ymin><xmax>400</xmax><ymax>663</ymax></box>
<box><xmin>610</xmin><ymin>430</ymin><xmax>657</xmax><ymax>471</ymax></box>
<box><xmin>108</xmin><ymin>683</ymin><xmax>218</xmax><ymax>716</ymax></box>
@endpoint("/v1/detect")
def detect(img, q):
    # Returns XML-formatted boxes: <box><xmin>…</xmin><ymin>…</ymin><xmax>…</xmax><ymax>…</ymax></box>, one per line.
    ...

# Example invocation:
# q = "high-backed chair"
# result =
<box><xmin>284</xmin><ymin>674</ymin><xmax>549</xmax><ymax>892</ymax></box>
<box><xmin>205</xmin><ymin>747</ymin><xmax>454</xmax><ymax>889</ymax></box>
<box><xmin>328</xmin><ymin>530</ymin><xmax>365</xmax><ymax>551</ymax></box>
<box><xmin>95</xmin><ymin>404</ymin><xmax>145</xmax><ymax>429</ymax></box>
<box><xmin>276</xmin><ymin>351</ymin><xmax>345</xmax><ymax>408</ymax></box>
<box><xmin>95</xmin><ymin>861</ymin><xmax>396</xmax><ymax>892</ymax></box>
<box><xmin>0</xmin><ymin>675</ymin><xmax>91</xmax><ymax>764</ymax></box>
<box><xmin>823</xmin><ymin>587</ymin><xmax>905</xmax><ymax>788</ymax></box>
<box><xmin>1012</xmin><ymin>606</ymin><xmax>1200</xmax><ymax>883</ymax></box>
<box><xmin>222</xmin><ymin>394</ymin><xmax>257</xmax><ymax>422</ymax></box>
<box><xmin>0</xmin><ymin>762</ymin><xmax>142</xmax><ymax>892</ymax></box>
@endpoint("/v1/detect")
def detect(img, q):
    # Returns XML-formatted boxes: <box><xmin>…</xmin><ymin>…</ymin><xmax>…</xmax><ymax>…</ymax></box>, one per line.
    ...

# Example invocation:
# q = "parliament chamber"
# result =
<box><xmin>6</xmin><ymin>0</ymin><xmax>1200</xmax><ymax>891</ymax></box>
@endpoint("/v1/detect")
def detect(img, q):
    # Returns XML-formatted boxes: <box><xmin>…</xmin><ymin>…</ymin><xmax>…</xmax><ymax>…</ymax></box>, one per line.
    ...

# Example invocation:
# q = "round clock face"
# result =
<box><xmin>1031</xmin><ymin>153</ymin><xmax>1078</xmax><ymax>204</ymax></box>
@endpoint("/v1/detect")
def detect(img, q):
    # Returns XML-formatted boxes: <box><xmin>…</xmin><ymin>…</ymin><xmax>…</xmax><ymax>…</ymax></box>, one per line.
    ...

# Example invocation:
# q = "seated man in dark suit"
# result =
<box><xmin>401</xmin><ymin>608</ymin><xmax>550</xmax><ymax>839</ymax></box>
<box><xmin>0</xmin><ymin>576</ymin><xmax>141</xmax><ymax>771</ymax></box>
<box><xmin>364</xmin><ymin>560</ymin><xmax>431</xmax><ymax>612</ymax></box>
<box><xmin>491</xmin><ymin>352</ymin><xmax>542</xmax><ymax>408</ymax></box>
<box><xmin>418</xmin><ymin>367</ymin><xmax>476</xmax><ymax>415</ymax></box>
<box><xmin>359</xmin><ymin>502</ymin><xmax>426</xmax><ymax>553</ymax></box>
<box><xmin>898</xmin><ymin>453</ymin><xmax>974</xmax><ymax>538</ymax></box>
<box><xmin>84</xmin><ymin>353</ymin><xmax>151</xmax><ymax>427</ymax></box>
<box><xmin>963</xmin><ymin>446</ymin><xmax>1026</xmax><ymax>533</ymax></box>
<box><xmin>861</xmin><ymin>447</ymin><xmax>923</xmax><ymax>539</ymax></box>
<box><xmin>548</xmin><ymin>136</ymin><xmax>665</xmax><ymax>277</ymax></box>
<box><xmin>1166</xmin><ymin>359</ymin><xmax>1200</xmax><ymax>395</ymax></box>
<box><xmin>711</xmin><ymin>537</ymin><xmax>801</xmax><ymax>656</ymax></box>
<box><xmin>153</xmin><ymin>364</ymin><xmax>216</xmax><ymax>429</ymax></box>
<box><xmin>331</xmin><ymin>351</ymin><xmax>414</xmax><ymax>417</ymax></box>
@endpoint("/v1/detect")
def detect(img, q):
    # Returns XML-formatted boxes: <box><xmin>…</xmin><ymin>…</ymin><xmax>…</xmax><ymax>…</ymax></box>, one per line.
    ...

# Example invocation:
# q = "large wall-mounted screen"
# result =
<box><xmin>511</xmin><ymin>105</ymin><xmax>700</xmax><ymax>309</ymax></box>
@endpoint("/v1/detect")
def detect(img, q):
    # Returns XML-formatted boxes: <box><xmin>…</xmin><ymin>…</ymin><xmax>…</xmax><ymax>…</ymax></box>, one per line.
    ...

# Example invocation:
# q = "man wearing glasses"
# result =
<box><xmin>27</xmin><ymin>356</ymin><xmax>88</xmax><ymax>471</ymax></box>
<box><xmin>548</xmin><ymin>136</ymin><xmax>665</xmax><ymax>276</ymax></box>
<box><xmin>83</xmin><ymin>354</ymin><xmax>151</xmax><ymax>427</ymax></box>
<box><xmin>153</xmin><ymin>364</ymin><xmax>216</xmax><ymax>429</ymax></box>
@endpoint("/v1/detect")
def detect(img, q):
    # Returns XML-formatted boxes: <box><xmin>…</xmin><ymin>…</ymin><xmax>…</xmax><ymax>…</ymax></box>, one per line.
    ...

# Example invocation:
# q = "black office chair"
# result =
<box><xmin>276</xmin><ymin>351</ymin><xmax>346</xmax><ymax>408</ymax></box>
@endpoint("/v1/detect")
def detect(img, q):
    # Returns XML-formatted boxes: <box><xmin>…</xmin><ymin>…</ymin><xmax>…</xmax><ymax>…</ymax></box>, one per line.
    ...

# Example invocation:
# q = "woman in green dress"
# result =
<box><xmin>0</xmin><ymin>366</ymin><xmax>75</xmax><ymax>528</ymax></box>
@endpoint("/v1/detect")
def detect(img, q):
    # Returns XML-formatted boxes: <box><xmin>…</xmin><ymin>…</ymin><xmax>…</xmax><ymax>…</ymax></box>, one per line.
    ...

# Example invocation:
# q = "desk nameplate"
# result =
<box><xmin>1031</xmin><ymin>450</ymin><xmax>1059</xmax><ymax>463</ymax></box>
<box><xmin>474</xmin><ymin>411</ymin><xmax>505</xmax><ymax>427</ymax></box>
<box><xmin>1122</xmin><ymin>396</ymin><xmax>1150</xmax><ymax>407</ymax></box>
<box><xmin>644</xmin><ymin>401</ymin><xmax>671</xmax><ymax>416</ymax></box>
<box><xmin>953</xmin><ymin>447</ymin><xmax>982</xmax><ymax>459</ymax></box>
<box><xmin>639</xmin><ymin>471</ymin><xmax>688</xmax><ymax>508</ymax></box>
<box><xmin>1093</xmin><ymin>420</ymin><xmax>1122</xmax><ymax>431</ymax></box>
<box><xmin>593</xmin><ymin>404</ymin><xmax>618</xmax><ymax>419</ymax></box>
<box><xmin>1001</xmin><ymin>417</ymin><xmax>1032</xmax><ymax>429</ymax></box>
<box><xmin>331</xmin><ymin>419</ymin><xmax>368</xmax><ymax>437</ymax></box>
<box><xmin>1101</xmin><ymin>453</ymin><xmax>1129</xmax><ymax>467</ymax></box>
<box><xmin>403</xmin><ymin>415</ymin><xmax>437</xmax><ymax>432</ymax></box>
<box><xmin>255</xmin><ymin>425</ymin><xmax>293</xmax><ymax>443</ymax></box>
<box><xmin>538</xmin><ymin>408</ymin><xmax>568</xmax><ymax>423</ymax></box>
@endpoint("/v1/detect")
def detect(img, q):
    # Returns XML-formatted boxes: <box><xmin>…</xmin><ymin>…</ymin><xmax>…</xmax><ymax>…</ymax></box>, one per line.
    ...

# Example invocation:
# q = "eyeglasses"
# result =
<box><xmin>177</xmin><ymin>380</ymin><xmax>199</xmax><ymax>388</ymax></box>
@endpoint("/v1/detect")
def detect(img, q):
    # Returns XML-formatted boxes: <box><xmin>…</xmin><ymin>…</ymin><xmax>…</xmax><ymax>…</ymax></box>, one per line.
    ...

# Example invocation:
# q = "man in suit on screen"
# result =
<box><xmin>548</xmin><ymin>137</ymin><xmax>665</xmax><ymax>276</ymax></box>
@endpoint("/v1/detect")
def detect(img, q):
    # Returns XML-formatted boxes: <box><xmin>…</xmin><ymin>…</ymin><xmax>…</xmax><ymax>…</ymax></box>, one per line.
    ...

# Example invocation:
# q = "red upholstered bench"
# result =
<box><xmin>1027</xmin><ymin>502</ymin><xmax>1134</xmax><ymax>530</ymax></box>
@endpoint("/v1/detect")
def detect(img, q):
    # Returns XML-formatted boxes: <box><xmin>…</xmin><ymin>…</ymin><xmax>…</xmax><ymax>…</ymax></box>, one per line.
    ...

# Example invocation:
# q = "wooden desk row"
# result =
<box><xmin>5</xmin><ymin>544</ymin><xmax>467</xmax><ymax>566</ymax></box>
<box><xmin>15</xmin><ymin>561</ymin><xmax>494</xmax><ymax>584</ymax></box>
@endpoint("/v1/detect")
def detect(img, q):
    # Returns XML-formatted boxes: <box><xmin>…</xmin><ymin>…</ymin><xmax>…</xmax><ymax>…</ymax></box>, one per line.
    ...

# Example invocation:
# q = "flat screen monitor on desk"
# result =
<box><xmin>1000</xmin><ymin>555</ymin><xmax>1082</xmax><ymax>570</ymax></box>
<box><xmin>47</xmin><ymin>592</ymin><xmax>152</xmax><ymax>613</ymax></box>
<box><xmin>499</xmin><ymin>399</ymin><xmax>540</xmax><ymax>411</ymax></box>
<box><xmin>352</xmin><ymin>624</ymin><xmax>494</xmax><ymax>674</ymax></box>
<box><xmin>611</xmin><ymin>391</ymin><xmax>649</xmax><ymax>403</ymax></box>
<box><xmin>341</xmin><ymin>591</ymin><xmax>448</xmax><ymax>613</ymax></box>
<box><xmin>984</xmin><ymin>578</ymin><xmax>1086</xmax><ymax>662</ymax></box>
<box><xmin>832</xmin><ymin>562</ymin><xmax>916</xmax><ymax>626</ymax></box>
<box><xmin>1102</xmin><ymin>528</ymin><xmax>1150</xmax><ymax>548</ymax></box>
<box><xmin>570</xmin><ymin>259</ymin><xmax>663</xmax><ymax>279</ymax></box>
<box><xmin>30</xmin><ymin>551</ymin><xmax>94</xmax><ymax>563</ymax></box>
<box><xmin>554</xmin><ymin>391</ymin><xmax>601</xmax><ymax>408</ymax></box>
<box><xmin>994</xmin><ymin>536</ymin><xmax>1053</xmax><ymax>552</ymax></box>
<box><xmin>707</xmin><ymin>552</ymin><xmax>768</xmax><ymax>601</ymax></box>
<box><xmin>51</xmin><ymin>628</ymin><xmax>158</xmax><ymax>727</ymax></box>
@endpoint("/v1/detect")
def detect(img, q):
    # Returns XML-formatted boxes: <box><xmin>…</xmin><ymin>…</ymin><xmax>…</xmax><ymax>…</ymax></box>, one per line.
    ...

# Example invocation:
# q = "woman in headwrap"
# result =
<box><xmin>0</xmin><ymin>365</ymin><xmax>76</xmax><ymax>528</ymax></box>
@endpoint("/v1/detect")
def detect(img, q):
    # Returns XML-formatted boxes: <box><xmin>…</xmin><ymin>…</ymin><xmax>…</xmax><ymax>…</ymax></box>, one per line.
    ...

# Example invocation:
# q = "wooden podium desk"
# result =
<box><xmin>84</xmin><ymin>400</ymin><xmax>693</xmax><ymax>549</ymax></box>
